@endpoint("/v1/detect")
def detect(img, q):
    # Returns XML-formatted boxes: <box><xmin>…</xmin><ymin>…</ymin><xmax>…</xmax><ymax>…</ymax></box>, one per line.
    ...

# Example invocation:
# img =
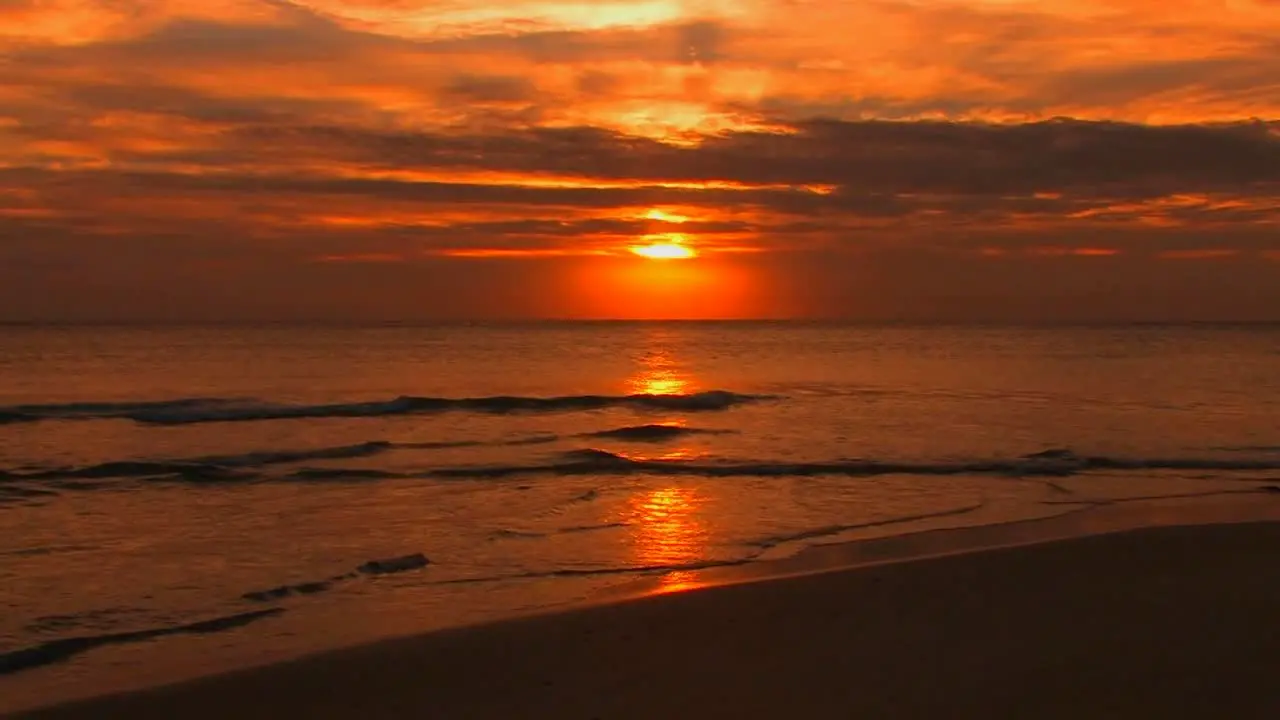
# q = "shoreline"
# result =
<box><xmin>609</xmin><ymin>488</ymin><xmax>1280</xmax><ymax>597</ymax></box>
<box><xmin>10</xmin><ymin>491</ymin><xmax>1280</xmax><ymax>719</ymax></box>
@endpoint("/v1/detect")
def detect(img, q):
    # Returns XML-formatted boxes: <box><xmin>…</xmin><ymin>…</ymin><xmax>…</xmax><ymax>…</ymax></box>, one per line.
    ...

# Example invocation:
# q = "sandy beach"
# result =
<box><xmin>17</xmin><ymin>517</ymin><xmax>1280</xmax><ymax>720</ymax></box>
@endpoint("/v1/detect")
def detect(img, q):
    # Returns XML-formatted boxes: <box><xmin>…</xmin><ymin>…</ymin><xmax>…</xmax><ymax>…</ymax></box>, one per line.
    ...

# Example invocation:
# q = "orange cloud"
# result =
<box><xmin>437</xmin><ymin>248</ymin><xmax>611</xmax><ymax>258</ymax></box>
<box><xmin>1158</xmin><ymin>249</ymin><xmax>1241</xmax><ymax>260</ymax></box>
<box><xmin>313</xmin><ymin>252</ymin><xmax>406</xmax><ymax>263</ymax></box>
<box><xmin>1</xmin><ymin>0</ymin><xmax>1278</xmax><ymax>322</ymax></box>
<box><xmin>1027</xmin><ymin>246</ymin><xmax>1121</xmax><ymax>257</ymax></box>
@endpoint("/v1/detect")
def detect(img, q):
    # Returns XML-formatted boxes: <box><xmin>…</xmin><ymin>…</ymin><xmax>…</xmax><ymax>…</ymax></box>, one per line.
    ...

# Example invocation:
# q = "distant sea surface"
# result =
<box><xmin>2</xmin><ymin>322</ymin><xmax>1279</xmax><ymax>706</ymax></box>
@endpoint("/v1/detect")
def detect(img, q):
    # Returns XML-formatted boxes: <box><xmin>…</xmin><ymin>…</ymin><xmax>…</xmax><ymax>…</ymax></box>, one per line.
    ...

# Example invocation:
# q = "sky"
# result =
<box><xmin>1</xmin><ymin>0</ymin><xmax>1277</xmax><ymax>321</ymax></box>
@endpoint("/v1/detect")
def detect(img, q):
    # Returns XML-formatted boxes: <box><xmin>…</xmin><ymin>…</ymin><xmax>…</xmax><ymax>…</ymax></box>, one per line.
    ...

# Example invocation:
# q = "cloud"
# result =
<box><xmin>1</xmin><ymin>0</ymin><xmax>1278</xmax><ymax>320</ymax></box>
<box><xmin>4</xmin><ymin>117</ymin><xmax>1275</xmax><ymax>262</ymax></box>
<box><xmin>125</xmin><ymin>117</ymin><xmax>1280</xmax><ymax>197</ymax></box>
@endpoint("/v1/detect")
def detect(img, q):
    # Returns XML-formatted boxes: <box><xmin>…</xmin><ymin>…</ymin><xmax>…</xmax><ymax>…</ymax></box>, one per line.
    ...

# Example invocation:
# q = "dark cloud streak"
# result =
<box><xmin>215</xmin><ymin>119</ymin><xmax>1280</xmax><ymax>196</ymax></box>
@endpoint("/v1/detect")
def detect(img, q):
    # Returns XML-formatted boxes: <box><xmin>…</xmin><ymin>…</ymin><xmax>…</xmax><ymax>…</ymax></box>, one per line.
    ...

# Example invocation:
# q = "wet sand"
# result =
<box><xmin>18</xmin><ymin>518</ymin><xmax>1280</xmax><ymax>719</ymax></box>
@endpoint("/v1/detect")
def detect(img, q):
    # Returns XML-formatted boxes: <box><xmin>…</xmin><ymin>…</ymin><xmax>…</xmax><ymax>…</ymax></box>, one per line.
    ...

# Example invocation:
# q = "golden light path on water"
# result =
<box><xmin>626</xmin><ymin>486</ymin><xmax>710</xmax><ymax>593</ymax></box>
<box><xmin>618</xmin><ymin>333</ymin><xmax>711</xmax><ymax>593</ymax></box>
<box><xmin>625</xmin><ymin>344</ymin><xmax>693</xmax><ymax>397</ymax></box>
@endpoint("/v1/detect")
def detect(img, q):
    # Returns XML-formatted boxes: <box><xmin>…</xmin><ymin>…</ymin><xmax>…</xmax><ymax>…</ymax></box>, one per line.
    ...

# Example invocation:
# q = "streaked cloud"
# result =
<box><xmin>0</xmin><ymin>0</ymin><xmax>1277</xmax><ymax>320</ymax></box>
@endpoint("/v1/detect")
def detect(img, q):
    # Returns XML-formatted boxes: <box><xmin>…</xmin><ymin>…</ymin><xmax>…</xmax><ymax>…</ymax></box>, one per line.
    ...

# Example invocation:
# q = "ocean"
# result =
<box><xmin>2</xmin><ymin>322</ymin><xmax>1278</xmax><ymax>706</ymax></box>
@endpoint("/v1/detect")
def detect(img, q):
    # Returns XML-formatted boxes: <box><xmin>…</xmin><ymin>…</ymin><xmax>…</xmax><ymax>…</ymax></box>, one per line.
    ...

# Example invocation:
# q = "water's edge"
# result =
<box><xmin>6</xmin><ymin>490</ymin><xmax>1278</xmax><ymax>717</ymax></box>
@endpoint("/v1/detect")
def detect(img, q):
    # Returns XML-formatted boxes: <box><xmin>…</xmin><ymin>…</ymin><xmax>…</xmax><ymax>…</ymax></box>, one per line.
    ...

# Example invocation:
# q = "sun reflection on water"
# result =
<box><xmin>618</xmin><ymin>333</ymin><xmax>703</xmax><ymax>461</ymax></box>
<box><xmin>627</xmin><ymin>486</ymin><xmax>708</xmax><ymax>569</ymax></box>
<box><xmin>625</xmin><ymin>348</ymin><xmax>694</xmax><ymax>397</ymax></box>
<box><xmin>653</xmin><ymin>569</ymin><xmax>706</xmax><ymax>594</ymax></box>
<box><xmin>617</xmin><ymin>334</ymin><xmax>713</xmax><ymax>592</ymax></box>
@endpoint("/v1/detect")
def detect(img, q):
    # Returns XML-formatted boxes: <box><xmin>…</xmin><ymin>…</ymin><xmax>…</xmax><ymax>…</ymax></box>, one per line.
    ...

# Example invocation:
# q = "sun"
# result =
<box><xmin>631</xmin><ymin>243</ymin><xmax>696</xmax><ymax>260</ymax></box>
<box><xmin>629</xmin><ymin>233</ymin><xmax>697</xmax><ymax>260</ymax></box>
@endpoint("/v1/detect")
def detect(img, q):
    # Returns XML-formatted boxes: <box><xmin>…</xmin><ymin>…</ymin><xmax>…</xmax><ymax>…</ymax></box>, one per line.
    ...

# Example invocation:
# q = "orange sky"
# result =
<box><xmin>1</xmin><ymin>0</ymin><xmax>1277</xmax><ymax>321</ymax></box>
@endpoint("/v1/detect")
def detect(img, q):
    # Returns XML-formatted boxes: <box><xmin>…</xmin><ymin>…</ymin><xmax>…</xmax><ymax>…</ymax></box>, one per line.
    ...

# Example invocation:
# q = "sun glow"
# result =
<box><xmin>572</xmin><ymin>234</ymin><xmax>762</xmax><ymax>318</ymax></box>
<box><xmin>630</xmin><ymin>236</ymin><xmax>697</xmax><ymax>260</ymax></box>
<box><xmin>643</xmin><ymin>208</ymin><xmax>690</xmax><ymax>224</ymax></box>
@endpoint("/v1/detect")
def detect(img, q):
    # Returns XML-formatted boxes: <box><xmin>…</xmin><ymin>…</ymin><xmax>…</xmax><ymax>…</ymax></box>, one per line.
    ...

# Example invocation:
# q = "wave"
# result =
<box><xmin>240</xmin><ymin>553</ymin><xmax>429</xmax><ymax>602</ymax></box>
<box><xmin>560</xmin><ymin>522</ymin><xmax>628</xmax><ymax>534</ymax></box>
<box><xmin>0</xmin><ymin>608</ymin><xmax>283</xmax><ymax>676</ymax></box>
<box><xmin>0</xmin><ymin>398</ymin><xmax>243</xmax><ymax>424</ymax></box>
<box><xmin>0</xmin><ymin>543</ymin><xmax>99</xmax><ymax>559</ymax></box>
<box><xmin>583</xmin><ymin>424</ymin><xmax>732</xmax><ymax>442</ymax></box>
<box><xmin>2</xmin><ymin>422</ymin><xmax>734</xmax><ymax>484</ymax></box>
<box><xmin>26</xmin><ymin>462</ymin><xmax>254</xmax><ymax>482</ymax></box>
<box><xmin>15</xmin><ymin>441</ymin><xmax>401</xmax><ymax>482</ymax></box>
<box><xmin>11</xmin><ymin>447</ymin><xmax>1280</xmax><ymax>491</ymax></box>
<box><xmin>0</xmin><ymin>485</ymin><xmax>60</xmax><ymax>505</ymax></box>
<box><xmin>490</xmin><ymin>522</ymin><xmax>627</xmax><ymax>541</ymax></box>
<box><xmin>432</xmin><ymin>557</ymin><xmax>760</xmax><ymax>586</ymax></box>
<box><xmin>287</xmin><ymin>467</ymin><xmax>404</xmax><ymax>481</ymax></box>
<box><xmin>192</xmin><ymin>441</ymin><xmax>397</xmax><ymax>467</ymax></box>
<box><xmin>0</xmin><ymin>550</ymin><xmax>432</xmax><ymax>675</ymax></box>
<box><xmin>744</xmin><ymin>503</ymin><xmax>988</xmax><ymax>549</ymax></box>
<box><xmin>11</xmin><ymin>438</ymin><xmax>551</xmax><ymax>483</ymax></box>
<box><xmin>429</xmin><ymin>448</ymin><xmax>1280</xmax><ymax>480</ymax></box>
<box><xmin>0</xmin><ymin>390</ymin><xmax>768</xmax><ymax>426</ymax></box>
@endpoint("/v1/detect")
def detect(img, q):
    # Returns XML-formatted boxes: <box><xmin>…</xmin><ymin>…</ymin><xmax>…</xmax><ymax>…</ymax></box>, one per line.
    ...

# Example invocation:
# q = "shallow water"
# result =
<box><xmin>2</xmin><ymin>322</ymin><xmax>1278</xmax><ymax>707</ymax></box>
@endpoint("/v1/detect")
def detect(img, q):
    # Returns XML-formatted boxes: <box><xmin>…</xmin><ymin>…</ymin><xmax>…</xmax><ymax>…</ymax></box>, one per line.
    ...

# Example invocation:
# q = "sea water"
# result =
<box><xmin>2</xmin><ymin>322</ymin><xmax>1278</xmax><ymax>707</ymax></box>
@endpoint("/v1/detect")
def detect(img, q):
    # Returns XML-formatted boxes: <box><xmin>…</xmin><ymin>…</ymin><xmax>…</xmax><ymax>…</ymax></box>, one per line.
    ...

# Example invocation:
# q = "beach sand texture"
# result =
<box><xmin>19</xmin><ymin>520</ymin><xmax>1280</xmax><ymax>719</ymax></box>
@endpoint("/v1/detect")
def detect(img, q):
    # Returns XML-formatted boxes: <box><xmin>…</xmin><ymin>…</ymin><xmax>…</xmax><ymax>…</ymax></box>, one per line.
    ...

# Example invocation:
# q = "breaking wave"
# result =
<box><xmin>0</xmin><ymin>390</ymin><xmax>768</xmax><ymax>426</ymax></box>
<box><xmin>583</xmin><ymin>424</ymin><xmax>733</xmax><ymax>442</ymax></box>
<box><xmin>428</xmin><ymin>447</ymin><xmax>1280</xmax><ymax>480</ymax></box>
<box><xmin>14</xmin><ymin>441</ymin><xmax>403</xmax><ymax>481</ymax></box>
<box><xmin>4</xmin><ymin>424</ymin><xmax>728</xmax><ymax>484</ymax></box>
<box><xmin>491</xmin><ymin>522</ymin><xmax>627</xmax><ymax>541</ymax></box>
<box><xmin>240</xmin><ymin>552</ymin><xmax>430</xmax><ymax>602</ymax></box>
<box><xmin>0</xmin><ymin>398</ymin><xmax>238</xmax><ymax>423</ymax></box>
<box><xmin>7</xmin><ymin>447</ymin><xmax>1280</xmax><ymax>491</ymax></box>
<box><xmin>0</xmin><ymin>609</ymin><xmax>284</xmax><ymax>676</ymax></box>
